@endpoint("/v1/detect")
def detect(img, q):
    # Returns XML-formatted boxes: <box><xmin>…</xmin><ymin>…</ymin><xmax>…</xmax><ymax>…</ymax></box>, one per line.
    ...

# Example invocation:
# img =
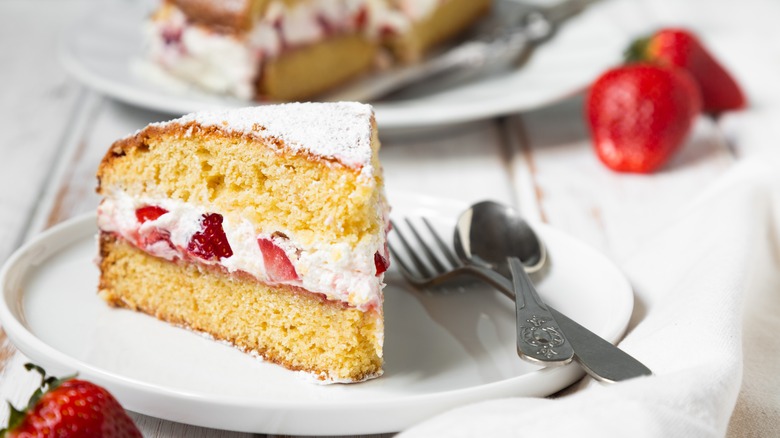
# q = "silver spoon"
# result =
<box><xmin>455</xmin><ymin>201</ymin><xmax>546</xmax><ymax>276</ymax></box>
<box><xmin>453</xmin><ymin>200</ymin><xmax>653</xmax><ymax>382</ymax></box>
<box><xmin>455</xmin><ymin>201</ymin><xmax>573</xmax><ymax>365</ymax></box>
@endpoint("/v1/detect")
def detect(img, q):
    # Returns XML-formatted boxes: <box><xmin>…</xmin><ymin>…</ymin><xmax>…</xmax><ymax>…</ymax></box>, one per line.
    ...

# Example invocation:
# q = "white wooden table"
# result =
<box><xmin>0</xmin><ymin>0</ymin><xmax>772</xmax><ymax>436</ymax></box>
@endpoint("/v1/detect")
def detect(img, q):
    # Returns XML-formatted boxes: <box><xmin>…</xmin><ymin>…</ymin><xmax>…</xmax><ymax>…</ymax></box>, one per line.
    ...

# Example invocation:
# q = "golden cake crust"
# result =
<box><xmin>97</xmin><ymin>120</ymin><xmax>357</xmax><ymax>189</ymax></box>
<box><xmin>167</xmin><ymin>0</ymin><xmax>252</xmax><ymax>32</ymax></box>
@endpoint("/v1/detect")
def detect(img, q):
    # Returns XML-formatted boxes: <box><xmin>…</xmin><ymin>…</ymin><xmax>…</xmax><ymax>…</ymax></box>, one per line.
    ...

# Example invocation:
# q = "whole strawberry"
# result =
<box><xmin>1</xmin><ymin>363</ymin><xmax>141</xmax><ymax>438</ymax></box>
<box><xmin>585</xmin><ymin>64</ymin><xmax>701</xmax><ymax>173</ymax></box>
<box><xmin>626</xmin><ymin>28</ymin><xmax>746</xmax><ymax>114</ymax></box>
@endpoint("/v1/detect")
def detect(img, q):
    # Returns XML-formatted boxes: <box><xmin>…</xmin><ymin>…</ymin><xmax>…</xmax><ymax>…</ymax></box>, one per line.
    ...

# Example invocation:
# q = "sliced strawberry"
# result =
<box><xmin>134</xmin><ymin>206</ymin><xmax>173</xmax><ymax>252</ymax></box>
<box><xmin>187</xmin><ymin>213</ymin><xmax>233</xmax><ymax>261</ymax></box>
<box><xmin>353</xmin><ymin>6</ymin><xmax>368</xmax><ymax>30</ymax></box>
<box><xmin>379</xmin><ymin>24</ymin><xmax>397</xmax><ymax>38</ymax></box>
<box><xmin>374</xmin><ymin>250</ymin><xmax>390</xmax><ymax>276</ymax></box>
<box><xmin>316</xmin><ymin>14</ymin><xmax>334</xmax><ymax>36</ymax></box>
<box><xmin>161</xmin><ymin>26</ymin><xmax>182</xmax><ymax>46</ymax></box>
<box><xmin>138</xmin><ymin>228</ymin><xmax>174</xmax><ymax>253</ymax></box>
<box><xmin>135</xmin><ymin>205</ymin><xmax>168</xmax><ymax>223</ymax></box>
<box><xmin>258</xmin><ymin>237</ymin><xmax>299</xmax><ymax>282</ymax></box>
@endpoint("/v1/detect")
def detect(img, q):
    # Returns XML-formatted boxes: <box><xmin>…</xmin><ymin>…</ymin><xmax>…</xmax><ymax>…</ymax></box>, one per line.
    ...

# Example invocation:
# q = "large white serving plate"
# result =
<box><xmin>0</xmin><ymin>212</ymin><xmax>632</xmax><ymax>435</ymax></box>
<box><xmin>59</xmin><ymin>0</ymin><xmax>627</xmax><ymax>130</ymax></box>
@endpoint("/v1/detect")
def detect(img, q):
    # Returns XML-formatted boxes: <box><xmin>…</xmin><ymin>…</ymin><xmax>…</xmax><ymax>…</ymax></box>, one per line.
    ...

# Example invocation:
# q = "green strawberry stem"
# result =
<box><xmin>0</xmin><ymin>363</ymin><xmax>76</xmax><ymax>436</ymax></box>
<box><xmin>624</xmin><ymin>36</ymin><xmax>651</xmax><ymax>64</ymax></box>
<box><xmin>2</xmin><ymin>403</ymin><xmax>26</xmax><ymax>437</ymax></box>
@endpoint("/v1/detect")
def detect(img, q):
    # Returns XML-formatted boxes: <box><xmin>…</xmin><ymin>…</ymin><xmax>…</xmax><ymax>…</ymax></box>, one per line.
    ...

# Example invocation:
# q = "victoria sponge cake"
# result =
<box><xmin>96</xmin><ymin>102</ymin><xmax>389</xmax><ymax>383</ymax></box>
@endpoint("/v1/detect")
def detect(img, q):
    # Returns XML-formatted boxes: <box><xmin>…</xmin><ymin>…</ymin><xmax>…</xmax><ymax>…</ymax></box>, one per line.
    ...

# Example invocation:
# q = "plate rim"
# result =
<box><xmin>0</xmin><ymin>212</ymin><xmax>633</xmax><ymax>434</ymax></box>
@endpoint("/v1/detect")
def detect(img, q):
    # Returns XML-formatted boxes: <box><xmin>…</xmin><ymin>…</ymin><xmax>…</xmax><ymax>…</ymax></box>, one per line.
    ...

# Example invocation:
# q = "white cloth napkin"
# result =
<box><xmin>398</xmin><ymin>157</ymin><xmax>779</xmax><ymax>438</ymax></box>
<box><xmin>400</xmin><ymin>0</ymin><xmax>780</xmax><ymax>435</ymax></box>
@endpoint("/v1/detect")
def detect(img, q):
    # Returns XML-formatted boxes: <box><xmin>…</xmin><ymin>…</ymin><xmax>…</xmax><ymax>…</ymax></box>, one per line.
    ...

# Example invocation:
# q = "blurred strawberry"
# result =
<box><xmin>1</xmin><ymin>363</ymin><xmax>141</xmax><ymax>438</ymax></box>
<box><xmin>585</xmin><ymin>64</ymin><xmax>702</xmax><ymax>173</ymax></box>
<box><xmin>626</xmin><ymin>28</ymin><xmax>746</xmax><ymax>114</ymax></box>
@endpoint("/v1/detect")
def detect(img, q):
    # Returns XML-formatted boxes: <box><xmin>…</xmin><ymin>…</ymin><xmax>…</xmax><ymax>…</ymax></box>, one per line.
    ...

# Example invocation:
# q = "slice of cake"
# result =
<box><xmin>145</xmin><ymin>0</ymin><xmax>379</xmax><ymax>101</ymax></box>
<box><xmin>143</xmin><ymin>0</ymin><xmax>492</xmax><ymax>101</ymax></box>
<box><xmin>95</xmin><ymin>102</ymin><xmax>390</xmax><ymax>383</ymax></box>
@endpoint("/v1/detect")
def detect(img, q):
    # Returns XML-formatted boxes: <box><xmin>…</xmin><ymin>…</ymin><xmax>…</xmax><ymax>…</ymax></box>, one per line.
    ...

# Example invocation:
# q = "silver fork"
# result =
<box><xmin>390</xmin><ymin>218</ymin><xmax>573</xmax><ymax>366</ymax></box>
<box><xmin>389</xmin><ymin>217</ymin><xmax>653</xmax><ymax>382</ymax></box>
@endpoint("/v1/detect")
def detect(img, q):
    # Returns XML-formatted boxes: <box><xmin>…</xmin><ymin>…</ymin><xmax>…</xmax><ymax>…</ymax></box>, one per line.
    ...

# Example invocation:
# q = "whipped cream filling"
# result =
<box><xmin>145</xmin><ymin>0</ymin><xmax>448</xmax><ymax>99</ymax></box>
<box><xmin>98</xmin><ymin>190</ymin><xmax>389</xmax><ymax>311</ymax></box>
<box><xmin>145</xmin><ymin>6</ymin><xmax>261</xmax><ymax>99</ymax></box>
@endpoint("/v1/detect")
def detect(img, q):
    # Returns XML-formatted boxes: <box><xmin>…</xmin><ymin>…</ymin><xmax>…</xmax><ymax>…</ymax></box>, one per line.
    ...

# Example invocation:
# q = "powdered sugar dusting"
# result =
<box><xmin>155</xmin><ymin>102</ymin><xmax>375</xmax><ymax>172</ymax></box>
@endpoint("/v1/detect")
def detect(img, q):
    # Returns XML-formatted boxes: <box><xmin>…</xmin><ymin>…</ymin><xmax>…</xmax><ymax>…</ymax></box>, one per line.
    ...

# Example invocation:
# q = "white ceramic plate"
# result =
<box><xmin>0</xmin><ymin>212</ymin><xmax>632</xmax><ymax>435</ymax></box>
<box><xmin>59</xmin><ymin>0</ymin><xmax>627</xmax><ymax>130</ymax></box>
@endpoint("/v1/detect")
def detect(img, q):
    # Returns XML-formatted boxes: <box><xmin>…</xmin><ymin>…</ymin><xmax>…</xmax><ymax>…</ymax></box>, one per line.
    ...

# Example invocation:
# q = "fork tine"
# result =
<box><xmin>387</xmin><ymin>241</ymin><xmax>421</xmax><ymax>282</ymax></box>
<box><xmin>403</xmin><ymin>218</ymin><xmax>450</xmax><ymax>275</ymax></box>
<box><xmin>421</xmin><ymin>217</ymin><xmax>461</xmax><ymax>268</ymax></box>
<box><xmin>390</xmin><ymin>219</ymin><xmax>433</xmax><ymax>278</ymax></box>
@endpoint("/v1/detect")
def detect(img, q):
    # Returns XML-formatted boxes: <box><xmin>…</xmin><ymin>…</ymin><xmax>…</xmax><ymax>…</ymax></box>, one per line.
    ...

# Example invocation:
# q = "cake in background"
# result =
<box><xmin>96</xmin><ymin>102</ymin><xmax>390</xmax><ymax>383</ymax></box>
<box><xmin>383</xmin><ymin>0</ymin><xmax>494</xmax><ymax>63</ymax></box>
<box><xmin>142</xmin><ymin>0</ymin><xmax>492</xmax><ymax>101</ymax></box>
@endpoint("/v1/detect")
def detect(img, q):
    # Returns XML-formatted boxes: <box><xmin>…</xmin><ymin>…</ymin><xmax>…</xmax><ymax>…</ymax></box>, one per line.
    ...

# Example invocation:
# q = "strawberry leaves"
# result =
<box><xmin>1</xmin><ymin>364</ymin><xmax>76</xmax><ymax>437</ymax></box>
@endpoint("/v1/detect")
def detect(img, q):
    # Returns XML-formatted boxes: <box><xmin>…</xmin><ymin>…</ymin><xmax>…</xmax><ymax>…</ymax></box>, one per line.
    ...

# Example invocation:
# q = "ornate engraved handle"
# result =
<box><xmin>509</xmin><ymin>257</ymin><xmax>574</xmax><ymax>365</ymax></box>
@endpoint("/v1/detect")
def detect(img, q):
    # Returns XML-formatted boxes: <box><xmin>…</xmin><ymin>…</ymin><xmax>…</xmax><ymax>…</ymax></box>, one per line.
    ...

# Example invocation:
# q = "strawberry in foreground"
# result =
<box><xmin>1</xmin><ymin>363</ymin><xmax>141</xmax><ymax>438</ymax></box>
<box><xmin>626</xmin><ymin>28</ymin><xmax>746</xmax><ymax>114</ymax></box>
<box><xmin>585</xmin><ymin>64</ymin><xmax>702</xmax><ymax>173</ymax></box>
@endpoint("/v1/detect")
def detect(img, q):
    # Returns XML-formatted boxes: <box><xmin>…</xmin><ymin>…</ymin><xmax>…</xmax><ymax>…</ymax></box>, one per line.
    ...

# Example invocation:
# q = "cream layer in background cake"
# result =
<box><xmin>142</xmin><ymin>0</ymin><xmax>492</xmax><ymax>100</ymax></box>
<box><xmin>96</xmin><ymin>102</ymin><xmax>389</xmax><ymax>383</ymax></box>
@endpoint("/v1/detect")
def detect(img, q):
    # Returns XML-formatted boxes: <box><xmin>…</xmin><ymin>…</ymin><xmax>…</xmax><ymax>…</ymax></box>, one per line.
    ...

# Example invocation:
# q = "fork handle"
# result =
<box><xmin>508</xmin><ymin>257</ymin><xmax>573</xmax><ymax>366</ymax></box>
<box><xmin>466</xmin><ymin>264</ymin><xmax>652</xmax><ymax>382</ymax></box>
<box><xmin>326</xmin><ymin>35</ymin><xmax>531</xmax><ymax>102</ymax></box>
